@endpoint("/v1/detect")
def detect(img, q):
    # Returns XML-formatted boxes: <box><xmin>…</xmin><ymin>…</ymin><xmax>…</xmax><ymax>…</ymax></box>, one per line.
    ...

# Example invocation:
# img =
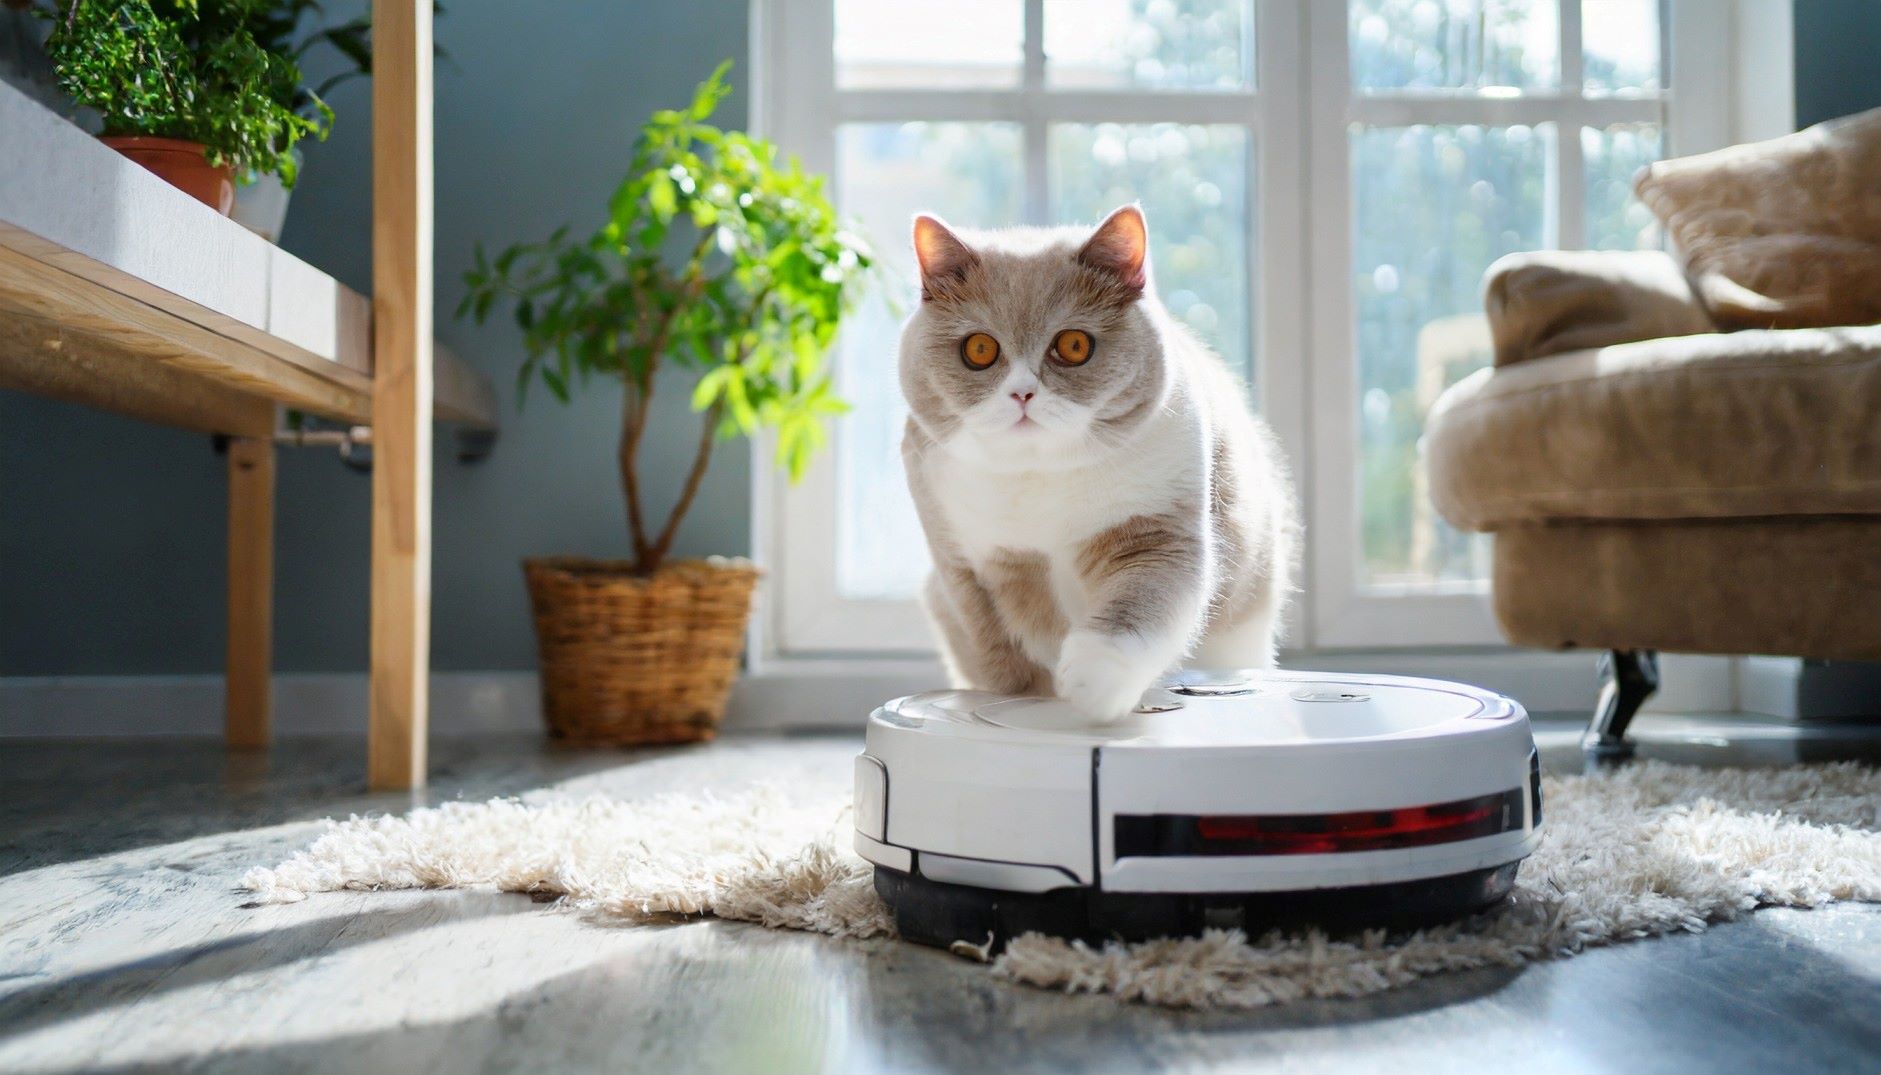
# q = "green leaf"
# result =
<box><xmin>690</xmin><ymin>366</ymin><xmax>731</xmax><ymax>411</ymax></box>
<box><xmin>514</xmin><ymin>361</ymin><xmax>533</xmax><ymax>407</ymax></box>
<box><xmin>647</xmin><ymin>173</ymin><xmax>678</xmax><ymax>221</ymax></box>
<box><xmin>689</xmin><ymin>59</ymin><xmax>733</xmax><ymax>121</ymax></box>
<box><xmin>723</xmin><ymin>371</ymin><xmax>756</xmax><ymax>433</ymax></box>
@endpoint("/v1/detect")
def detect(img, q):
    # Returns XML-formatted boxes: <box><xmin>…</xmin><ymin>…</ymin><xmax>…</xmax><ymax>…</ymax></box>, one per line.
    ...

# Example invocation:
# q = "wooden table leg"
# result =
<box><xmin>226</xmin><ymin>436</ymin><xmax>274</xmax><ymax>748</ymax></box>
<box><xmin>368</xmin><ymin>0</ymin><xmax>434</xmax><ymax>790</ymax></box>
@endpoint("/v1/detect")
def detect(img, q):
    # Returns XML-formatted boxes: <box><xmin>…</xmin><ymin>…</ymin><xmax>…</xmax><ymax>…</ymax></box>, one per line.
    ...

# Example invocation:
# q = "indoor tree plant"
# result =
<box><xmin>42</xmin><ymin>0</ymin><xmax>331</xmax><ymax>213</ymax></box>
<box><xmin>460</xmin><ymin>62</ymin><xmax>872</xmax><ymax>745</ymax></box>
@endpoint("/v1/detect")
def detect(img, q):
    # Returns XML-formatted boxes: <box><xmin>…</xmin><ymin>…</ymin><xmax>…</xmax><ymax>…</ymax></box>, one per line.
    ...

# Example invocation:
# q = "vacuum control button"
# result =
<box><xmin>1171</xmin><ymin>683</ymin><xmax>1256</xmax><ymax>697</ymax></box>
<box><xmin>1290</xmin><ymin>688</ymin><xmax>1371</xmax><ymax>703</ymax></box>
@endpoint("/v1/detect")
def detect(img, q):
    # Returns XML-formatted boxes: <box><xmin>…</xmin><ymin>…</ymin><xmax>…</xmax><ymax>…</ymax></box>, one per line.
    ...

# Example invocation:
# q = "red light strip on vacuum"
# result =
<box><xmin>1113</xmin><ymin>788</ymin><xmax>1524</xmax><ymax>857</ymax></box>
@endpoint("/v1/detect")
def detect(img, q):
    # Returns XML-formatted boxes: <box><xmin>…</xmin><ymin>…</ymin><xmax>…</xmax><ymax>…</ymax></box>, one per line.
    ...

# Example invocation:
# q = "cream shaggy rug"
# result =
<box><xmin>243</xmin><ymin>761</ymin><xmax>1881</xmax><ymax>1010</ymax></box>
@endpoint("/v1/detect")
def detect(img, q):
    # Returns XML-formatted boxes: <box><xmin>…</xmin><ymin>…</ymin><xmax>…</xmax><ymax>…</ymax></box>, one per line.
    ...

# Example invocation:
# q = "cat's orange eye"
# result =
<box><xmin>961</xmin><ymin>332</ymin><xmax>1001</xmax><ymax>369</ymax></box>
<box><xmin>1051</xmin><ymin>329</ymin><xmax>1094</xmax><ymax>366</ymax></box>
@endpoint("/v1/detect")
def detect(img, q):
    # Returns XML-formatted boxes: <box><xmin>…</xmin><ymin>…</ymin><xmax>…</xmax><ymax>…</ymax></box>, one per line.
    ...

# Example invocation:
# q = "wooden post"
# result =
<box><xmin>225</xmin><ymin>435</ymin><xmax>274</xmax><ymax>748</ymax></box>
<box><xmin>368</xmin><ymin>0</ymin><xmax>433</xmax><ymax>790</ymax></box>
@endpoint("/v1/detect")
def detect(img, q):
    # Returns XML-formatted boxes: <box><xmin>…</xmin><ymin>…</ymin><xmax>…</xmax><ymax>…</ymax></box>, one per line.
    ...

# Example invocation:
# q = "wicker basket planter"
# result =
<box><xmin>524</xmin><ymin>556</ymin><xmax>760</xmax><ymax>745</ymax></box>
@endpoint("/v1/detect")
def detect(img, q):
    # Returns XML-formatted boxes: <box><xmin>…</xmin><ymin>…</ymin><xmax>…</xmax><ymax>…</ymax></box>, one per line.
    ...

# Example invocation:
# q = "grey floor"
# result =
<box><xmin>1</xmin><ymin>716</ymin><xmax>1878</xmax><ymax>1074</ymax></box>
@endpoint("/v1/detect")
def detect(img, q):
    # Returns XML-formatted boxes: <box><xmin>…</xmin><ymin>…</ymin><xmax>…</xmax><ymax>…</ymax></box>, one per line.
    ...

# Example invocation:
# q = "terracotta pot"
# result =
<box><xmin>99</xmin><ymin>135</ymin><xmax>235</xmax><ymax>214</ymax></box>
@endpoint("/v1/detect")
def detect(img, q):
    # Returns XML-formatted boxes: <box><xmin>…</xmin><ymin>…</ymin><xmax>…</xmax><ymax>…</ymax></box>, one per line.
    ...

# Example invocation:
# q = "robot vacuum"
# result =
<box><xmin>854</xmin><ymin>669</ymin><xmax>1541</xmax><ymax>950</ymax></box>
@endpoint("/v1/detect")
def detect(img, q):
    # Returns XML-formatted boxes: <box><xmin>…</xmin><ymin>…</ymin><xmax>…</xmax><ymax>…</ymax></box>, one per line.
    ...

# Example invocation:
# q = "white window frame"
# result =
<box><xmin>751</xmin><ymin>0</ymin><xmax>1790</xmax><ymax>666</ymax></box>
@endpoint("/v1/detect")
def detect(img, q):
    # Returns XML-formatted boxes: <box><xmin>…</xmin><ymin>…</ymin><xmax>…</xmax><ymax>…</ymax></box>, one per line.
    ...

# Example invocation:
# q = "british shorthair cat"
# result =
<box><xmin>899</xmin><ymin>204</ymin><xmax>1299</xmax><ymax>720</ymax></box>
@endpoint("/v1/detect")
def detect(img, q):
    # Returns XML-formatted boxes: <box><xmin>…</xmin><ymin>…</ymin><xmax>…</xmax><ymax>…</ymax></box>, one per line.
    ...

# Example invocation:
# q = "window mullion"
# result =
<box><xmin>1024</xmin><ymin>115</ymin><xmax>1049</xmax><ymax>224</ymax></box>
<box><xmin>1559</xmin><ymin>0</ymin><xmax>1584</xmax><ymax>89</ymax></box>
<box><xmin>838</xmin><ymin>90</ymin><xmax>1265</xmax><ymax>125</ymax></box>
<box><xmin>1023</xmin><ymin>0</ymin><xmax>1049</xmax><ymax>223</ymax></box>
<box><xmin>1024</xmin><ymin>0</ymin><xmax>1045</xmax><ymax>87</ymax></box>
<box><xmin>1556</xmin><ymin>0</ymin><xmax>1586</xmax><ymax>249</ymax></box>
<box><xmin>1346</xmin><ymin>95</ymin><xmax>1654</xmax><ymax>126</ymax></box>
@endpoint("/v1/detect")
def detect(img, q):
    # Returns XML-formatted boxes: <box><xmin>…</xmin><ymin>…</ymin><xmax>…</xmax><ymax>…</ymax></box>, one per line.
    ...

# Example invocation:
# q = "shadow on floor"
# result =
<box><xmin>0</xmin><ymin>899</ymin><xmax>518</xmax><ymax>1043</ymax></box>
<box><xmin>34</xmin><ymin>909</ymin><xmax>1880</xmax><ymax>1075</ymax></box>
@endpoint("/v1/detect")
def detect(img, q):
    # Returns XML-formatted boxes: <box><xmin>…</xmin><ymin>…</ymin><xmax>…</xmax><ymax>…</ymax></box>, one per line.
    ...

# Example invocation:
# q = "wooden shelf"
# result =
<box><xmin>0</xmin><ymin>77</ymin><xmax>495</xmax><ymax>435</ymax></box>
<box><xmin>5</xmin><ymin>19</ymin><xmax>468</xmax><ymax>792</ymax></box>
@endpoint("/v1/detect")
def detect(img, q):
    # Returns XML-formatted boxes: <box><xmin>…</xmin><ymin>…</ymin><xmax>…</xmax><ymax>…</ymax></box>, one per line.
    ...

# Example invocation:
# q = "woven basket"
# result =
<box><xmin>523</xmin><ymin>556</ymin><xmax>760</xmax><ymax>745</ymax></box>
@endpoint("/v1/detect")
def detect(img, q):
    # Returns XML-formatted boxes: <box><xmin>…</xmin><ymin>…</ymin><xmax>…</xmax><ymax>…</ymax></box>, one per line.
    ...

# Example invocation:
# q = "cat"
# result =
<box><xmin>899</xmin><ymin>204</ymin><xmax>1299</xmax><ymax>720</ymax></box>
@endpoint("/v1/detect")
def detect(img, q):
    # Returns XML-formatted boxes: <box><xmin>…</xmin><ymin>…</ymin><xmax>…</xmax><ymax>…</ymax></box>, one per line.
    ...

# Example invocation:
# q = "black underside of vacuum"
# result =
<box><xmin>876</xmin><ymin>861</ymin><xmax>1521</xmax><ymax>952</ymax></box>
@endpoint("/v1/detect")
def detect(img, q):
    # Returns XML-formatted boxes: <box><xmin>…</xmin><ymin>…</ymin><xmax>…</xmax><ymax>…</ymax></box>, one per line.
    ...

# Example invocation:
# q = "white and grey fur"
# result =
<box><xmin>899</xmin><ymin>204</ymin><xmax>1299</xmax><ymax>720</ymax></box>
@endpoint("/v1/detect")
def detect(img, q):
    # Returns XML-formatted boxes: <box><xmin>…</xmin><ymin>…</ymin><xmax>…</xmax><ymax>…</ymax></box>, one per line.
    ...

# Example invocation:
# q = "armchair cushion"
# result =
<box><xmin>1634</xmin><ymin>107</ymin><xmax>1881</xmax><ymax>330</ymax></box>
<box><xmin>1426</xmin><ymin>325</ymin><xmax>1881</xmax><ymax>530</ymax></box>
<box><xmin>1483</xmin><ymin>249</ymin><xmax>1714</xmax><ymax>367</ymax></box>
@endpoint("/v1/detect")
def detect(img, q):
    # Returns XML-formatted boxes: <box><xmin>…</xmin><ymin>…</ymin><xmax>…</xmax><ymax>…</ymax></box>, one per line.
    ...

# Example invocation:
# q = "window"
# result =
<box><xmin>756</xmin><ymin>0</ymin><xmax>1770</xmax><ymax>660</ymax></box>
<box><xmin>1309</xmin><ymin>0</ymin><xmax>1679</xmax><ymax>646</ymax></box>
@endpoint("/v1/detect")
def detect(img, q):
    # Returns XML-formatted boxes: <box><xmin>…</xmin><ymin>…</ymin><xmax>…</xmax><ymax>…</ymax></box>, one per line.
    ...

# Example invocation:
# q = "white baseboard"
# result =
<box><xmin>0</xmin><ymin>667</ymin><xmax>937</xmax><ymax>738</ymax></box>
<box><xmin>1646</xmin><ymin>655</ymin><xmax>1740</xmax><ymax>715</ymax></box>
<box><xmin>1737</xmin><ymin>657</ymin><xmax>1805</xmax><ymax>719</ymax></box>
<box><xmin>0</xmin><ymin>648</ymin><xmax>1760</xmax><ymax>738</ymax></box>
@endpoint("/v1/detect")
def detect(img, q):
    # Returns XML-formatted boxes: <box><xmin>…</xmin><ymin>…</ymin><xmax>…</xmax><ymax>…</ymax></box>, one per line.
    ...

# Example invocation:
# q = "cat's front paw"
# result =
<box><xmin>1054</xmin><ymin>631</ymin><xmax>1161</xmax><ymax>722</ymax></box>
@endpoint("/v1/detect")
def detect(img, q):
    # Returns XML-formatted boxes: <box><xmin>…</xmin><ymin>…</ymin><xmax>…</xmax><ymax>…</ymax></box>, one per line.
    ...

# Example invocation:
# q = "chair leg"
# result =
<box><xmin>1584</xmin><ymin>649</ymin><xmax>1658</xmax><ymax>762</ymax></box>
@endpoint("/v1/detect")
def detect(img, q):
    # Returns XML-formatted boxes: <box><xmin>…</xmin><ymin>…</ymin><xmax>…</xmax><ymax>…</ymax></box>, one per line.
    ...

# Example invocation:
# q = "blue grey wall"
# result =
<box><xmin>1793</xmin><ymin>0</ymin><xmax>1881</xmax><ymax>127</ymax></box>
<box><xmin>0</xmin><ymin>0</ymin><xmax>751</xmax><ymax>674</ymax></box>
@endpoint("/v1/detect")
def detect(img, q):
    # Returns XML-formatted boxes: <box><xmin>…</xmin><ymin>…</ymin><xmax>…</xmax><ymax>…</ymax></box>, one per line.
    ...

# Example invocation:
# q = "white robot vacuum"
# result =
<box><xmin>854</xmin><ymin>669</ymin><xmax>1541</xmax><ymax>950</ymax></box>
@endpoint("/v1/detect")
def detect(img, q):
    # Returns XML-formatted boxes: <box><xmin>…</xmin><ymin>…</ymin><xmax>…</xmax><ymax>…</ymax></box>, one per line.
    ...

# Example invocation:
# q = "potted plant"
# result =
<box><xmin>231</xmin><ymin>1</ymin><xmax>448</xmax><ymax>240</ymax></box>
<box><xmin>226</xmin><ymin>0</ymin><xmax>354</xmax><ymax>238</ymax></box>
<box><xmin>460</xmin><ymin>62</ymin><xmax>872</xmax><ymax>745</ymax></box>
<box><xmin>42</xmin><ymin>0</ymin><xmax>330</xmax><ymax>214</ymax></box>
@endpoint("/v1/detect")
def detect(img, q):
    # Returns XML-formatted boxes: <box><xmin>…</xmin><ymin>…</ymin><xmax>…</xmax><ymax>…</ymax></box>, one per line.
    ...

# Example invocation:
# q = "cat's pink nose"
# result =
<box><xmin>1011</xmin><ymin>390</ymin><xmax>1035</xmax><ymax>405</ymax></box>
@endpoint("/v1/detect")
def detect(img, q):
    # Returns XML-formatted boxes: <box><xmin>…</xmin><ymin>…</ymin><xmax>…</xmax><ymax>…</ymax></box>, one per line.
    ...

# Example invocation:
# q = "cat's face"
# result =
<box><xmin>898</xmin><ymin>205</ymin><xmax>1170</xmax><ymax>472</ymax></box>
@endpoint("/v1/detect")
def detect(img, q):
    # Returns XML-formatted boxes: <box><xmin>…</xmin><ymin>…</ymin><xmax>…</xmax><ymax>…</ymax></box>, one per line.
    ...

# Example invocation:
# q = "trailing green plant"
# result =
<box><xmin>43</xmin><ymin>0</ymin><xmax>331</xmax><ymax>186</ymax></box>
<box><xmin>460</xmin><ymin>61</ymin><xmax>874</xmax><ymax>577</ymax></box>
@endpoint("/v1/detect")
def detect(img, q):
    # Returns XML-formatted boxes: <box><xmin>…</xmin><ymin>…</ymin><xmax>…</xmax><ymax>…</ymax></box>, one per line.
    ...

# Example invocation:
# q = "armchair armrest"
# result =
<box><xmin>1483</xmin><ymin>249</ymin><xmax>1715</xmax><ymax>367</ymax></box>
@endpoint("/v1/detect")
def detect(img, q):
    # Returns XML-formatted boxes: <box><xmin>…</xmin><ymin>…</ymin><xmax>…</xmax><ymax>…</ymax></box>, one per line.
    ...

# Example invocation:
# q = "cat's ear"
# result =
<box><xmin>912</xmin><ymin>214</ymin><xmax>977</xmax><ymax>300</ymax></box>
<box><xmin>1078</xmin><ymin>204</ymin><xmax>1149</xmax><ymax>292</ymax></box>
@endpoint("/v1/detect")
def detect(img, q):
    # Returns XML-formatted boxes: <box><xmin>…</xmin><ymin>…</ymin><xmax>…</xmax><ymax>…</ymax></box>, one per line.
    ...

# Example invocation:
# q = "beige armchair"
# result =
<box><xmin>1426</xmin><ymin>249</ymin><xmax>1881</xmax><ymax>756</ymax></box>
<box><xmin>1430</xmin><ymin>109</ymin><xmax>1881</xmax><ymax>757</ymax></box>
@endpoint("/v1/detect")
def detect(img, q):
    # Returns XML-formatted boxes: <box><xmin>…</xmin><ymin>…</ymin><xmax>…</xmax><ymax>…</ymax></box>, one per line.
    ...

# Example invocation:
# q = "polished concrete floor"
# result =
<box><xmin>1</xmin><ymin>716</ymin><xmax>1878</xmax><ymax>1074</ymax></box>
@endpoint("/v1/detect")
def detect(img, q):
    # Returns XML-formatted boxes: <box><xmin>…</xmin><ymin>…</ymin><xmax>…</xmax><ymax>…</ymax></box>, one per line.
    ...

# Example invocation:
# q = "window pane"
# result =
<box><xmin>1351</xmin><ymin>0</ymin><xmax>1560</xmax><ymax>93</ymax></box>
<box><xmin>1045</xmin><ymin>0</ymin><xmax>1254</xmax><ymax>90</ymax></box>
<box><xmin>1584</xmin><ymin>122</ymin><xmax>1662</xmax><ymax>250</ymax></box>
<box><xmin>1049</xmin><ymin>124</ymin><xmax>1253</xmax><ymax>382</ymax></box>
<box><xmin>834</xmin><ymin>123</ymin><xmax>1023</xmax><ymax>600</ymax></box>
<box><xmin>1353</xmin><ymin>124</ymin><xmax>1551</xmax><ymax>587</ymax></box>
<box><xmin>836</xmin><ymin>0</ymin><xmax>1023</xmax><ymax>88</ymax></box>
<box><xmin>1582</xmin><ymin>0</ymin><xmax>1661</xmax><ymax>96</ymax></box>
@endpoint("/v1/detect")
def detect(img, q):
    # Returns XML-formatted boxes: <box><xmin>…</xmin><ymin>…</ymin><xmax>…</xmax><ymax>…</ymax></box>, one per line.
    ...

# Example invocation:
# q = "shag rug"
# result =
<box><xmin>243</xmin><ymin>761</ymin><xmax>1881</xmax><ymax>1010</ymax></box>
